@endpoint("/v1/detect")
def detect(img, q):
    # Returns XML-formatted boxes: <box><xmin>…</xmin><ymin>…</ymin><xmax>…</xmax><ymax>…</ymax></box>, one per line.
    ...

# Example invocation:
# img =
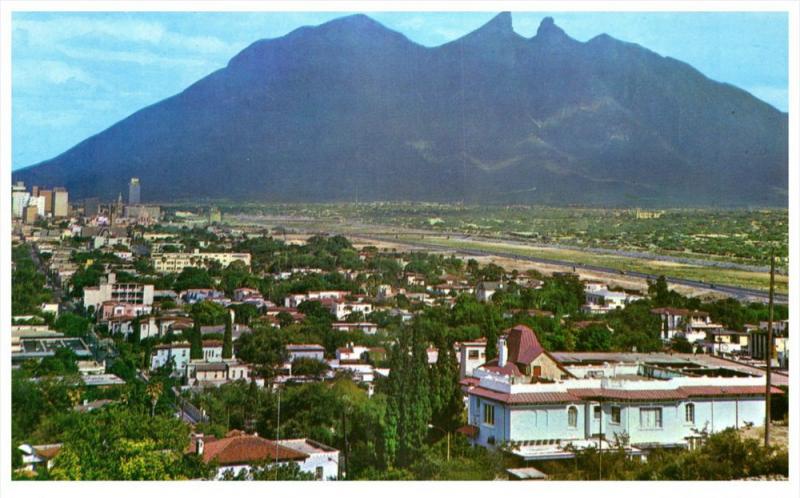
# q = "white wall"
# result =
<box><xmin>469</xmin><ymin>395</ymin><xmax>767</xmax><ymax>448</ymax></box>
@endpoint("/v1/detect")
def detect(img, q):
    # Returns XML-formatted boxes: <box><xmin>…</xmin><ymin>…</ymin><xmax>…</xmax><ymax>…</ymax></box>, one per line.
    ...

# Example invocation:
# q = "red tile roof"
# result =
<box><xmin>469</xmin><ymin>384</ymin><xmax>782</xmax><ymax>405</ymax></box>
<box><xmin>459</xmin><ymin>377</ymin><xmax>481</xmax><ymax>387</ymax></box>
<box><xmin>678</xmin><ymin>385</ymin><xmax>784</xmax><ymax>397</ymax></box>
<box><xmin>481</xmin><ymin>361</ymin><xmax>523</xmax><ymax>377</ymax></box>
<box><xmin>510</xmin><ymin>392</ymin><xmax>581</xmax><ymax>404</ymax></box>
<box><xmin>456</xmin><ymin>425</ymin><xmax>479</xmax><ymax>438</ymax></box>
<box><xmin>569</xmin><ymin>388</ymin><xmax>686</xmax><ymax>401</ymax></box>
<box><xmin>200</xmin><ymin>434</ymin><xmax>308</xmax><ymax>465</ymax></box>
<box><xmin>506</xmin><ymin>325</ymin><xmax>544</xmax><ymax>365</ymax></box>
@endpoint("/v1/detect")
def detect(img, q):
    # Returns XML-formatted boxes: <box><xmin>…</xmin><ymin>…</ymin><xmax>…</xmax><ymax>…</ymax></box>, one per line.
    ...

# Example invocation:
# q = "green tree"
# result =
<box><xmin>384</xmin><ymin>320</ymin><xmax>432</xmax><ymax>468</ymax></box>
<box><xmin>35</xmin><ymin>348</ymin><xmax>80</xmax><ymax>377</ymax></box>
<box><xmin>291</xmin><ymin>358</ymin><xmax>330</xmax><ymax>378</ymax></box>
<box><xmin>575</xmin><ymin>324</ymin><xmax>613</xmax><ymax>352</ymax></box>
<box><xmin>430</xmin><ymin>343</ymin><xmax>464</xmax><ymax>432</ymax></box>
<box><xmin>235</xmin><ymin>327</ymin><xmax>288</xmax><ymax>379</ymax></box>
<box><xmin>49</xmin><ymin>406</ymin><xmax>192</xmax><ymax>480</ymax></box>
<box><xmin>190</xmin><ymin>322</ymin><xmax>203</xmax><ymax>360</ymax></box>
<box><xmin>174</xmin><ymin>267</ymin><xmax>213</xmax><ymax>292</ymax></box>
<box><xmin>222</xmin><ymin>313</ymin><xmax>233</xmax><ymax>359</ymax></box>
<box><xmin>52</xmin><ymin>313</ymin><xmax>91</xmax><ymax>339</ymax></box>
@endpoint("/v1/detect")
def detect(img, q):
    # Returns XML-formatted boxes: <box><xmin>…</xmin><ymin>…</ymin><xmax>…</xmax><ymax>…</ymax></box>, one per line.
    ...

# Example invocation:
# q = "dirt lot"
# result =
<box><xmin>738</xmin><ymin>422</ymin><xmax>789</xmax><ymax>451</ymax></box>
<box><xmin>344</xmin><ymin>234</ymin><xmax>722</xmax><ymax>300</ymax></box>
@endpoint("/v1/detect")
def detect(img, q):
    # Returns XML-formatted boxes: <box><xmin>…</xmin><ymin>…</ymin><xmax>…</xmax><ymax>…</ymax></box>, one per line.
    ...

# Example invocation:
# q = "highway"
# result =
<box><xmin>352</xmin><ymin>234</ymin><xmax>788</xmax><ymax>305</ymax></box>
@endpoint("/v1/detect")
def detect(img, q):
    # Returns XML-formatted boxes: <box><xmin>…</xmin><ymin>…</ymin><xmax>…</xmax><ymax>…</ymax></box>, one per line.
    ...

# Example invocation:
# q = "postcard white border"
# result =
<box><xmin>1</xmin><ymin>1</ymin><xmax>798</xmax><ymax>497</ymax></box>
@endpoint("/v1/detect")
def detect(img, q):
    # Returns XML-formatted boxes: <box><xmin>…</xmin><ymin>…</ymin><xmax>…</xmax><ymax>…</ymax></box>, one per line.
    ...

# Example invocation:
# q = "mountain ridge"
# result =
<box><xmin>12</xmin><ymin>13</ymin><xmax>788</xmax><ymax>207</ymax></box>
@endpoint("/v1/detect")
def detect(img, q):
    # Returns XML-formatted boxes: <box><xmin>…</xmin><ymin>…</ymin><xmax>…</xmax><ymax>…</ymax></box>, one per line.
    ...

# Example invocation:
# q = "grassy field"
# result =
<box><xmin>212</xmin><ymin>203</ymin><xmax>788</xmax><ymax>269</ymax></box>
<box><xmin>392</xmin><ymin>235</ymin><xmax>788</xmax><ymax>294</ymax></box>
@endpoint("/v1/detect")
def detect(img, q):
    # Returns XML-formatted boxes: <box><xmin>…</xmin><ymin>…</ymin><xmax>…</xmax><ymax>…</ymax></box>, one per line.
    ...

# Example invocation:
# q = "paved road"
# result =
<box><xmin>353</xmin><ymin>234</ymin><xmax>788</xmax><ymax>305</ymax></box>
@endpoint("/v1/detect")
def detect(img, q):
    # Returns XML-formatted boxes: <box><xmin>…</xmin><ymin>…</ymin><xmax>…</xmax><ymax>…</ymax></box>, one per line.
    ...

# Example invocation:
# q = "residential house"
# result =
<box><xmin>98</xmin><ymin>301</ymin><xmax>152</xmax><ymax>322</ymax></box>
<box><xmin>17</xmin><ymin>443</ymin><xmax>62</xmax><ymax>473</ymax></box>
<box><xmin>190</xmin><ymin>431</ymin><xmax>339</xmax><ymax>480</ymax></box>
<box><xmin>330</xmin><ymin>300</ymin><xmax>373</xmax><ymax>320</ymax></box>
<box><xmin>476</xmin><ymin>281</ymin><xmax>502</xmax><ymax>303</ymax></box>
<box><xmin>151</xmin><ymin>343</ymin><xmax>191</xmax><ymax>371</ymax></box>
<box><xmin>457</xmin><ymin>338</ymin><xmax>488</xmax><ymax>379</ymax></box>
<box><xmin>82</xmin><ymin>272</ymin><xmax>154</xmax><ymax>311</ymax></box>
<box><xmin>180</xmin><ymin>288</ymin><xmax>225</xmax><ymax>305</ymax></box>
<box><xmin>582</xmin><ymin>283</ymin><xmax>642</xmax><ymax>314</ymax></box>
<box><xmin>460</xmin><ymin>326</ymin><xmax>777</xmax><ymax>459</ymax></box>
<box><xmin>287</xmin><ymin>344</ymin><xmax>326</xmax><ymax>362</ymax></box>
<box><xmin>331</xmin><ymin>322</ymin><xmax>379</xmax><ymax>335</ymax></box>
<box><xmin>284</xmin><ymin>290</ymin><xmax>350</xmax><ymax>308</ymax></box>
<box><xmin>749</xmin><ymin>320</ymin><xmax>789</xmax><ymax>368</ymax></box>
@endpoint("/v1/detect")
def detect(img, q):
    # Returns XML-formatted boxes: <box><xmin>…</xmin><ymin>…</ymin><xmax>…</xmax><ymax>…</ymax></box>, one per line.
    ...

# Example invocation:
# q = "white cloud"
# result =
<box><xmin>14</xmin><ymin>17</ymin><xmax>167</xmax><ymax>46</ymax></box>
<box><xmin>13</xmin><ymin>16</ymin><xmax>238</xmax><ymax>56</ymax></box>
<box><xmin>13</xmin><ymin>60</ymin><xmax>100</xmax><ymax>88</ymax></box>
<box><xmin>56</xmin><ymin>46</ymin><xmax>212</xmax><ymax>68</ymax></box>
<box><xmin>16</xmin><ymin>108</ymin><xmax>84</xmax><ymax>128</ymax></box>
<box><xmin>395</xmin><ymin>16</ymin><xmax>427</xmax><ymax>31</ymax></box>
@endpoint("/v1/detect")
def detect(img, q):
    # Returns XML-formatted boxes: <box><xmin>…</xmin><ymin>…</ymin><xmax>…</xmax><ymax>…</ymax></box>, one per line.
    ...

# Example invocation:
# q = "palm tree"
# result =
<box><xmin>146</xmin><ymin>381</ymin><xmax>163</xmax><ymax>417</ymax></box>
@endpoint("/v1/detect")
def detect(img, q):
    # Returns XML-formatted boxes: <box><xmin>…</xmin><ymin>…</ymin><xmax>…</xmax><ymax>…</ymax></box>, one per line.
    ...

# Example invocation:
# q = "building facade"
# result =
<box><xmin>82</xmin><ymin>273</ymin><xmax>155</xmax><ymax>311</ymax></box>
<box><xmin>128</xmin><ymin>177</ymin><xmax>141</xmax><ymax>205</ymax></box>
<box><xmin>461</xmin><ymin>325</ymin><xmax>778</xmax><ymax>459</ymax></box>
<box><xmin>152</xmin><ymin>250</ymin><xmax>251</xmax><ymax>273</ymax></box>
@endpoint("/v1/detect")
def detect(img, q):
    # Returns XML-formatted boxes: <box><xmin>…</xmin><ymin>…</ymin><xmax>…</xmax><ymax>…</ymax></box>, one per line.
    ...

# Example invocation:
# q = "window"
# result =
<box><xmin>593</xmin><ymin>406</ymin><xmax>602</xmax><ymax>420</ymax></box>
<box><xmin>567</xmin><ymin>406</ymin><xmax>578</xmax><ymax>427</ymax></box>
<box><xmin>468</xmin><ymin>350</ymin><xmax>480</xmax><ymax>359</ymax></box>
<box><xmin>640</xmin><ymin>407</ymin><xmax>663</xmax><ymax>429</ymax></box>
<box><xmin>685</xmin><ymin>403</ymin><xmax>695</xmax><ymax>424</ymax></box>
<box><xmin>611</xmin><ymin>406</ymin><xmax>621</xmax><ymax>424</ymax></box>
<box><xmin>483</xmin><ymin>404</ymin><xmax>495</xmax><ymax>426</ymax></box>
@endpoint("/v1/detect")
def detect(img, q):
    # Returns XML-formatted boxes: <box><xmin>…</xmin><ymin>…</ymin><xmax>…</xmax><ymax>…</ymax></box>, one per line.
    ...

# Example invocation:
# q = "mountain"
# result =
<box><xmin>12</xmin><ymin>13</ymin><xmax>788</xmax><ymax>206</ymax></box>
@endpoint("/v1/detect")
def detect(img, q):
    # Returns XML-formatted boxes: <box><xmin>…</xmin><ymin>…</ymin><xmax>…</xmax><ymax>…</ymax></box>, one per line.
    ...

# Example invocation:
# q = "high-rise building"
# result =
<box><xmin>128</xmin><ymin>177</ymin><xmax>141</xmax><ymax>205</ymax></box>
<box><xmin>22</xmin><ymin>204</ymin><xmax>38</xmax><ymax>224</ymax></box>
<box><xmin>11</xmin><ymin>182</ymin><xmax>29</xmax><ymax>219</ymax></box>
<box><xmin>52</xmin><ymin>187</ymin><xmax>69</xmax><ymax>218</ymax></box>
<box><xmin>39</xmin><ymin>189</ymin><xmax>53</xmax><ymax>215</ymax></box>
<box><xmin>83</xmin><ymin>197</ymin><xmax>100</xmax><ymax>217</ymax></box>
<box><xmin>208</xmin><ymin>207</ymin><xmax>222</xmax><ymax>224</ymax></box>
<box><xmin>28</xmin><ymin>195</ymin><xmax>45</xmax><ymax>217</ymax></box>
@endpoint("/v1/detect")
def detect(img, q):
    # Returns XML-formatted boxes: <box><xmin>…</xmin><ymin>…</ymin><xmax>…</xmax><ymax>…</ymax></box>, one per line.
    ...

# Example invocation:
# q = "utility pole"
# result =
<box><xmin>598</xmin><ymin>401</ymin><xmax>603</xmax><ymax>480</ymax></box>
<box><xmin>342</xmin><ymin>407</ymin><xmax>349</xmax><ymax>479</ymax></box>
<box><xmin>764</xmin><ymin>249</ymin><xmax>775</xmax><ymax>448</ymax></box>
<box><xmin>275</xmin><ymin>387</ymin><xmax>281</xmax><ymax>480</ymax></box>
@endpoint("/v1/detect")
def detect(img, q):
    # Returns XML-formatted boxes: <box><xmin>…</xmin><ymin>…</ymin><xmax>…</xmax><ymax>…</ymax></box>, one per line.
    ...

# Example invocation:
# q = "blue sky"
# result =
<box><xmin>12</xmin><ymin>11</ymin><xmax>788</xmax><ymax>170</ymax></box>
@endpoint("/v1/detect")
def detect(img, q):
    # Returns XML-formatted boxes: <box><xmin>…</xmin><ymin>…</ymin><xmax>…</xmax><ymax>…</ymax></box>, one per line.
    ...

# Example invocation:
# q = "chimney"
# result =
<box><xmin>195</xmin><ymin>435</ymin><xmax>205</xmax><ymax>455</ymax></box>
<box><xmin>498</xmin><ymin>337</ymin><xmax>508</xmax><ymax>368</ymax></box>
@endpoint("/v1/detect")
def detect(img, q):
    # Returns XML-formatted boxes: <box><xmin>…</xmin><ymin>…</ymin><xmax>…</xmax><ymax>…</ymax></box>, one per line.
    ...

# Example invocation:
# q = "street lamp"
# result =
<box><xmin>428</xmin><ymin>424</ymin><xmax>450</xmax><ymax>462</ymax></box>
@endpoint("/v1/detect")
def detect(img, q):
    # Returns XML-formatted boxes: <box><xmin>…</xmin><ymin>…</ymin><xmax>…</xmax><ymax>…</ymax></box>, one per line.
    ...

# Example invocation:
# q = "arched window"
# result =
<box><xmin>568</xmin><ymin>406</ymin><xmax>578</xmax><ymax>427</ymax></box>
<box><xmin>685</xmin><ymin>403</ymin><xmax>695</xmax><ymax>424</ymax></box>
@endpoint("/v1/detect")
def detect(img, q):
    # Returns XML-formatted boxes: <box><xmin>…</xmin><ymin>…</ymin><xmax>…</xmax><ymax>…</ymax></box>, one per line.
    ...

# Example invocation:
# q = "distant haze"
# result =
<box><xmin>12</xmin><ymin>13</ymin><xmax>788</xmax><ymax>207</ymax></box>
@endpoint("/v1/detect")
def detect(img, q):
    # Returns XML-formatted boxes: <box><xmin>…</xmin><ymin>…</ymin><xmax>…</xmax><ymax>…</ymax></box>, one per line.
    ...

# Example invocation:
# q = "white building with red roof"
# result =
<box><xmin>189</xmin><ymin>431</ymin><xmax>339</xmax><ymax>480</ymax></box>
<box><xmin>460</xmin><ymin>325</ymin><xmax>779</xmax><ymax>459</ymax></box>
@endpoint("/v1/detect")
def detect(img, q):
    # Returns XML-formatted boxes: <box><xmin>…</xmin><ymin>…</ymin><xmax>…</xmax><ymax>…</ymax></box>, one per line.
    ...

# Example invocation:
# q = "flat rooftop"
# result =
<box><xmin>552</xmin><ymin>352</ymin><xmax>789</xmax><ymax>386</ymax></box>
<box><xmin>278</xmin><ymin>439</ymin><xmax>338</xmax><ymax>455</ymax></box>
<box><xmin>15</xmin><ymin>337</ymin><xmax>92</xmax><ymax>359</ymax></box>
